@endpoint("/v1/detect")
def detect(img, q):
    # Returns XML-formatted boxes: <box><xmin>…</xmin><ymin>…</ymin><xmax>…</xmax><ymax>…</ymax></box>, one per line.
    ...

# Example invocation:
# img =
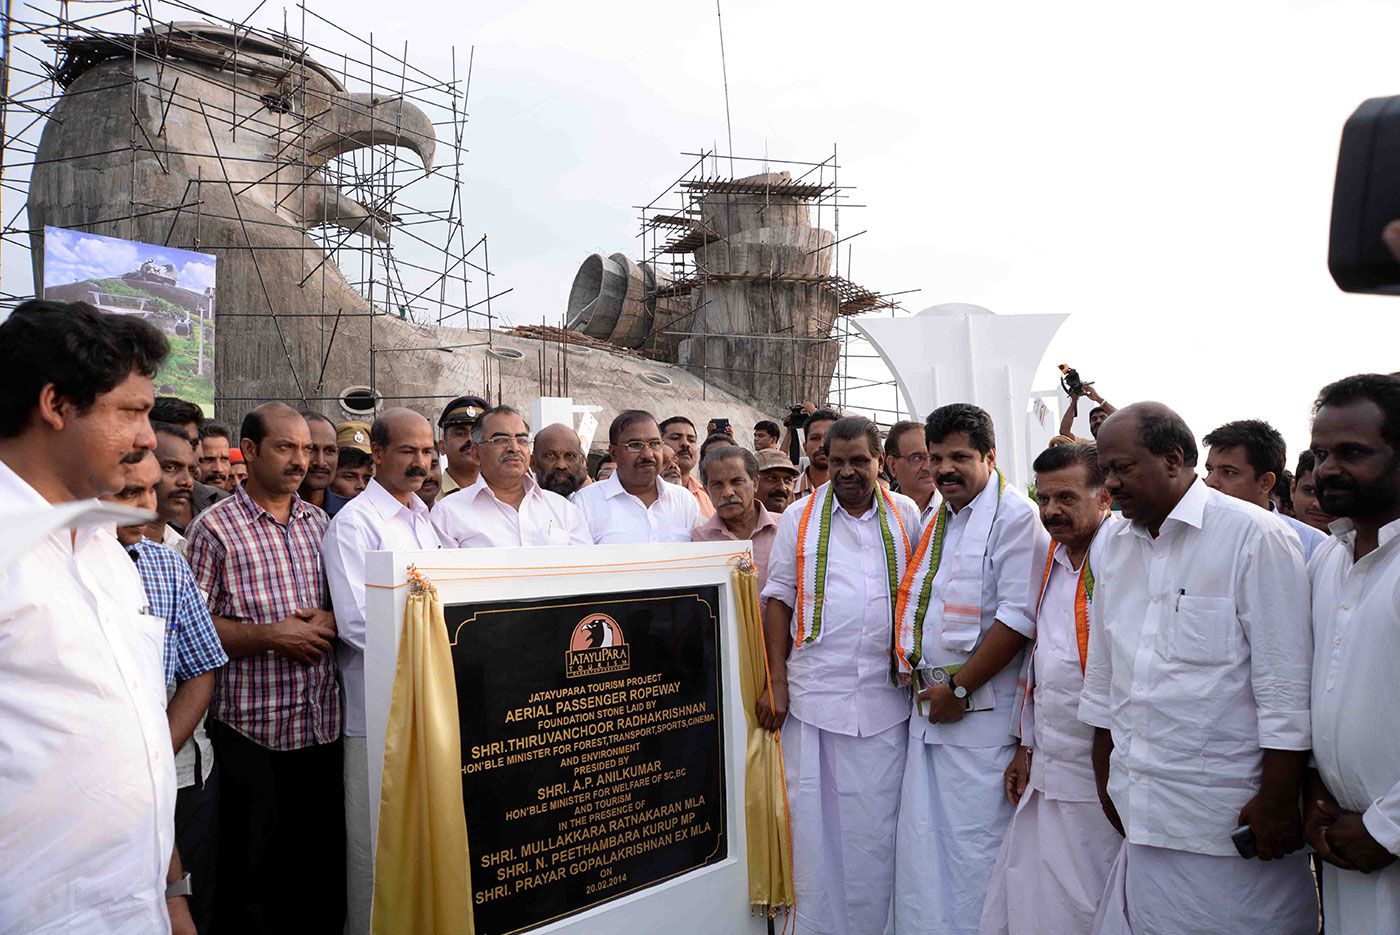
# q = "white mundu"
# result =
<box><xmin>323</xmin><ymin>477</ymin><xmax>443</xmax><ymax>935</ymax></box>
<box><xmin>1079</xmin><ymin>479</ymin><xmax>1317</xmax><ymax>935</ymax></box>
<box><xmin>0</xmin><ymin>464</ymin><xmax>177</xmax><ymax>935</ymax></box>
<box><xmin>431</xmin><ymin>473</ymin><xmax>591</xmax><ymax>548</ymax></box>
<box><xmin>572</xmin><ymin>472</ymin><xmax>698</xmax><ymax>544</ymax></box>
<box><xmin>979</xmin><ymin>516</ymin><xmax>1121</xmax><ymax>935</ymax></box>
<box><xmin>1310</xmin><ymin>516</ymin><xmax>1400</xmax><ymax>934</ymax></box>
<box><xmin>893</xmin><ymin>474</ymin><xmax>1047</xmax><ymax>935</ymax></box>
<box><xmin>761</xmin><ymin>482</ymin><xmax>921</xmax><ymax>935</ymax></box>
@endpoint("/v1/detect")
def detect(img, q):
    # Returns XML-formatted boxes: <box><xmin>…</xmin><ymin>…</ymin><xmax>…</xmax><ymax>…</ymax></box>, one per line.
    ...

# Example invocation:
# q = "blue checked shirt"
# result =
<box><xmin>127</xmin><ymin>538</ymin><xmax>228</xmax><ymax>687</ymax></box>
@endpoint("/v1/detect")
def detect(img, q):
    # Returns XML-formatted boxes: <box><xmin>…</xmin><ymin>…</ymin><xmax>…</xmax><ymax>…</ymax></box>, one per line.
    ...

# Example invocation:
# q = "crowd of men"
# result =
<box><xmin>0</xmin><ymin>297</ymin><xmax>1396</xmax><ymax>935</ymax></box>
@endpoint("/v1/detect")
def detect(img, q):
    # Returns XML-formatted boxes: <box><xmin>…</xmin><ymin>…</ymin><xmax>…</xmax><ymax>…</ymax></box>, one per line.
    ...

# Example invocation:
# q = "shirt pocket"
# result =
<box><xmin>1167</xmin><ymin>595</ymin><xmax>1236</xmax><ymax>665</ymax></box>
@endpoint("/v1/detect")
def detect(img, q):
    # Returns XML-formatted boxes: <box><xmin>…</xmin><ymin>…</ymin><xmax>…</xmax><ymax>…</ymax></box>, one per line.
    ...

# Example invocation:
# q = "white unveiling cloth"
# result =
<box><xmin>893</xmin><ymin>477</ymin><xmax>1046</xmax><ymax>935</ymax></box>
<box><xmin>1091</xmin><ymin>841</ymin><xmax>1316</xmax><ymax>935</ymax></box>
<box><xmin>762</xmin><ymin>489</ymin><xmax>922</xmax><ymax>737</ymax></box>
<box><xmin>782</xmin><ymin>717</ymin><xmax>906</xmax><ymax>935</ymax></box>
<box><xmin>1078</xmin><ymin>479</ymin><xmax>1312</xmax><ymax>856</ymax></box>
<box><xmin>571</xmin><ymin>472</ymin><xmax>699</xmax><ymax>544</ymax></box>
<box><xmin>0</xmin><ymin>463</ymin><xmax>176</xmax><ymax>935</ymax></box>
<box><xmin>431</xmin><ymin>472</ymin><xmax>591</xmax><ymax>548</ymax></box>
<box><xmin>1310</xmin><ymin>515</ymin><xmax>1400</xmax><ymax>934</ymax></box>
<box><xmin>323</xmin><ymin>478</ymin><xmax>442</xmax><ymax>738</ymax></box>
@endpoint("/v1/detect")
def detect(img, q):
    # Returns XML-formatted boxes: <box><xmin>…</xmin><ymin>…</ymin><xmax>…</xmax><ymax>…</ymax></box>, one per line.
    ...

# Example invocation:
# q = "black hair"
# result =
<box><xmin>238</xmin><ymin>402</ymin><xmax>300</xmax><ymax>449</ymax></box>
<box><xmin>883</xmin><ymin>420</ymin><xmax>924</xmax><ymax>459</ymax></box>
<box><xmin>1314</xmin><ymin>373</ymin><xmax>1400</xmax><ymax>451</ymax></box>
<box><xmin>299</xmin><ymin>409</ymin><xmax>335</xmax><ymax>430</ymax></box>
<box><xmin>1202</xmin><ymin>419</ymin><xmax>1285</xmax><ymax>481</ymax></box>
<box><xmin>0</xmin><ymin>300</ymin><xmax>169</xmax><ymax>438</ymax></box>
<box><xmin>337</xmin><ymin>446</ymin><xmax>373</xmax><ymax>470</ymax></box>
<box><xmin>659</xmin><ymin>415</ymin><xmax>696</xmax><ymax>435</ymax></box>
<box><xmin>699</xmin><ymin>432</ymin><xmax>733</xmax><ymax>461</ymax></box>
<box><xmin>1089</xmin><ymin>405</ymin><xmax>1108</xmax><ymax>419</ymax></box>
<box><xmin>1033</xmin><ymin>442</ymin><xmax>1106</xmax><ymax>488</ymax></box>
<box><xmin>700</xmin><ymin>444</ymin><xmax>760</xmax><ymax>484</ymax></box>
<box><xmin>1138</xmin><ymin>406</ymin><xmax>1199</xmax><ymax>468</ymax></box>
<box><xmin>609</xmin><ymin>409</ymin><xmax>657</xmax><ymax>445</ymax></box>
<box><xmin>803</xmin><ymin>408</ymin><xmax>841</xmax><ymax>441</ymax></box>
<box><xmin>754</xmin><ymin>420</ymin><xmax>780</xmax><ymax>438</ymax></box>
<box><xmin>199</xmin><ymin>420</ymin><xmax>231</xmax><ymax>441</ymax></box>
<box><xmin>1274</xmin><ymin>470</ymin><xmax>1294</xmax><ymax>513</ymax></box>
<box><xmin>151</xmin><ymin>396</ymin><xmax>204</xmax><ymax>430</ymax></box>
<box><xmin>150</xmin><ymin>420</ymin><xmax>191</xmax><ymax>444</ymax></box>
<box><xmin>1295</xmin><ymin>449</ymin><xmax>1316</xmax><ymax>477</ymax></box>
<box><xmin>823</xmin><ymin>415</ymin><xmax>882</xmax><ymax>457</ymax></box>
<box><xmin>925</xmin><ymin>403</ymin><xmax>996</xmax><ymax>455</ymax></box>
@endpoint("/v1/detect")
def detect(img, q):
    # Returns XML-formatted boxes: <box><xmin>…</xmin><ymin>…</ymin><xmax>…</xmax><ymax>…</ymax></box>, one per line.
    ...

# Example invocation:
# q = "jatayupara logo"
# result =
<box><xmin>565</xmin><ymin>612</ymin><xmax>630</xmax><ymax>678</ymax></box>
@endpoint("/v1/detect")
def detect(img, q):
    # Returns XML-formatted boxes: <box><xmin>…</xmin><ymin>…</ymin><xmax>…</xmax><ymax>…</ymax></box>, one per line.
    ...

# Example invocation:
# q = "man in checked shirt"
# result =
<box><xmin>186</xmin><ymin>402</ymin><xmax>344</xmax><ymax>935</ymax></box>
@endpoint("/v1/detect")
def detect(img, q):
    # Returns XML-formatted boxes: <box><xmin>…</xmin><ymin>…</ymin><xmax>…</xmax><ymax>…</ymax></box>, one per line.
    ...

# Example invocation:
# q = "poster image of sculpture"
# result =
<box><xmin>42</xmin><ymin>226</ymin><xmax>217</xmax><ymax>413</ymax></box>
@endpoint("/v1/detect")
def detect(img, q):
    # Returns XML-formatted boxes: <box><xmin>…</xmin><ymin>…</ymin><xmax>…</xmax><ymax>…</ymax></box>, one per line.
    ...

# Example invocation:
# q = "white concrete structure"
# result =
<box><xmin>852</xmin><ymin>303</ymin><xmax>1067</xmax><ymax>490</ymax></box>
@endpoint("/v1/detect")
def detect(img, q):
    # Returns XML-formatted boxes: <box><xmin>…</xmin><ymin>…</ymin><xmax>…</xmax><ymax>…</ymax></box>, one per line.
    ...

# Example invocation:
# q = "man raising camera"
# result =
<box><xmin>1058</xmin><ymin>371</ymin><xmax>1117</xmax><ymax>442</ymax></box>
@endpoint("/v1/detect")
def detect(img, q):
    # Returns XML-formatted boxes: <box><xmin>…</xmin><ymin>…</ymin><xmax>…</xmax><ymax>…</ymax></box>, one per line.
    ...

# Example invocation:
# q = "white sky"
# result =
<box><xmin>6</xmin><ymin>0</ymin><xmax>1400</xmax><ymax>462</ymax></box>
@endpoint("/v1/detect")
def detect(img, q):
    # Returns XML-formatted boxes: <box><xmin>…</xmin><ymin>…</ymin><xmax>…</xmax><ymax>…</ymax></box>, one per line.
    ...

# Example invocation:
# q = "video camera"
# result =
<box><xmin>1057</xmin><ymin>364</ymin><xmax>1095</xmax><ymax>398</ymax></box>
<box><xmin>782</xmin><ymin>404</ymin><xmax>810</xmax><ymax>430</ymax></box>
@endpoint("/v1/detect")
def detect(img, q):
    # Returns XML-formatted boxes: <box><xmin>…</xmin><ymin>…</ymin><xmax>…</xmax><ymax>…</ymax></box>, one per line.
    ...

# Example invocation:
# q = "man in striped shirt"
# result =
<box><xmin>186</xmin><ymin>402</ymin><xmax>344</xmax><ymax>935</ymax></box>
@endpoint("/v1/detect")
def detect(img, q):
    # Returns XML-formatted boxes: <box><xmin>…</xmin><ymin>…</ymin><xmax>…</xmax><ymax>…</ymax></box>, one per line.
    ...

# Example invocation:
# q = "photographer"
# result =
<box><xmin>1058</xmin><ymin>375</ymin><xmax>1117</xmax><ymax>442</ymax></box>
<box><xmin>779</xmin><ymin>402</ymin><xmax>817</xmax><ymax>464</ymax></box>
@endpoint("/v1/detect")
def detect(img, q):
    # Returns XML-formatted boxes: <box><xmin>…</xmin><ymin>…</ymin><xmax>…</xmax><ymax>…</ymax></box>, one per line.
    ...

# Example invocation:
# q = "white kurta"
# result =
<box><xmin>1310</xmin><ymin>516</ymin><xmax>1400</xmax><ymax>934</ymax></box>
<box><xmin>0</xmin><ymin>464</ymin><xmax>177</xmax><ymax>935</ymax></box>
<box><xmin>980</xmin><ymin>520</ymin><xmax>1121</xmax><ymax>935</ymax></box>
<box><xmin>1078</xmin><ymin>479</ymin><xmax>1313</xmax><ymax>856</ymax></box>
<box><xmin>895</xmin><ymin>478</ymin><xmax>1047</xmax><ymax>935</ymax></box>
<box><xmin>431</xmin><ymin>473</ymin><xmax>592</xmax><ymax>547</ymax></box>
<box><xmin>762</xmin><ymin>490</ymin><xmax>922</xmax><ymax>935</ymax></box>
<box><xmin>572</xmin><ymin>472</ymin><xmax>699</xmax><ymax>544</ymax></box>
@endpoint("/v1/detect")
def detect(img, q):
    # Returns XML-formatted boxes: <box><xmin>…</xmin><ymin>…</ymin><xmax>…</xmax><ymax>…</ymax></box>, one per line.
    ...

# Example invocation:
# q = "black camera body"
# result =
<box><xmin>1330</xmin><ymin>95</ymin><xmax>1400</xmax><ymax>294</ymax></box>
<box><xmin>1058</xmin><ymin>364</ymin><xmax>1093</xmax><ymax>398</ymax></box>
<box><xmin>784</xmin><ymin>405</ymin><xmax>810</xmax><ymax>430</ymax></box>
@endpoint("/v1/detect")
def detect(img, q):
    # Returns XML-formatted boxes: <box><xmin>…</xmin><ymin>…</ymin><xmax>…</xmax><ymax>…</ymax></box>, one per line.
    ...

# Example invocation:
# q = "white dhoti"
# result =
<box><xmin>977</xmin><ymin>788</ymin><xmax>1122</xmax><ymax>935</ymax></box>
<box><xmin>1323</xmin><ymin>861</ymin><xmax>1400</xmax><ymax>934</ymax></box>
<box><xmin>893</xmin><ymin>741</ymin><xmax>1017</xmax><ymax>935</ymax></box>
<box><xmin>1092</xmin><ymin>841</ymin><xmax>1317</xmax><ymax>935</ymax></box>
<box><xmin>782</xmin><ymin>715</ymin><xmax>907</xmax><ymax>935</ymax></box>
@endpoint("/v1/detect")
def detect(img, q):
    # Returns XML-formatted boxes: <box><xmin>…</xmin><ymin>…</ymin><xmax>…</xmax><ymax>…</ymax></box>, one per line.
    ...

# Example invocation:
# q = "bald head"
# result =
<box><xmin>1097</xmin><ymin>401</ymin><xmax>1197</xmax><ymax>531</ymax></box>
<box><xmin>370</xmin><ymin>407</ymin><xmax>436</xmax><ymax>499</ymax></box>
<box><xmin>532</xmin><ymin>422</ymin><xmax>587</xmax><ymax>496</ymax></box>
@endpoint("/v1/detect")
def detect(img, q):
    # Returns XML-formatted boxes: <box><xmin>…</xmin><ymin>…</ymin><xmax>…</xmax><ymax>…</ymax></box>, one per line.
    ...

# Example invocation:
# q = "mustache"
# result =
<box><xmin>283</xmin><ymin>467</ymin><xmax>305</xmax><ymax>477</ymax></box>
<box><xmin>307</xmin><ymin>465</ymin><xmax>332</xmax><ymax>475</ymax></box>
<box><xmin>121</xmin><ymin>450</ymin><xmax>149</xmax><ymax>464</ymax></box>
<box><xmin>718</xmin><ymin>496</ymin><xmax>745</xmax><ymax>508</ymax></box>
<box><xmin>405</xmin><ymin>466</ymin><xmax>428</xmax><ymax>477</ymax></box>
<box><xmin>937</xmin><ymin>473</ymin><xmax>962</xmax><ymax>485</ymax></box>
<box><xmin>1314</xmin><ymin>476</ymin><xmax>1357</xmax><ymax>496</ymax></box>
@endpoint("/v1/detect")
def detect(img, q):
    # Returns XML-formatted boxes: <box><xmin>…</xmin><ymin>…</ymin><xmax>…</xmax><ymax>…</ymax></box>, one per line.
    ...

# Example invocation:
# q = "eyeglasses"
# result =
<box><xmin>483</xmin><ymin>433</ymin><xmax>531</xmax><ymax>447</ymax></box>
<box><xmin>894</xmin><ymin>452</ymin><xmax>930</xmax><ymax>467</ymax></box>
<box><xmin>622</xmin><ymin>440</ymin><xmax>664</xmax><ymax>453</ymax></box>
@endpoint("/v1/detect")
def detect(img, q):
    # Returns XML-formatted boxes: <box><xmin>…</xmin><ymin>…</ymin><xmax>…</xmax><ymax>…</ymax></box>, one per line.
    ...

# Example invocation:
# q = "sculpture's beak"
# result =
<box><xmin>298</xmin><ymin>91</ymin><xmax>436</xmax><ymax>242</ymax></box>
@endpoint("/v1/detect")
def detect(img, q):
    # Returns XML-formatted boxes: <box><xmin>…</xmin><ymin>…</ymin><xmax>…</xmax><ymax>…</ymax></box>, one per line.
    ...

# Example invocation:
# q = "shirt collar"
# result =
<box><xmin>362</xmin><ymin>476</ymin><xmax>432</xmax><ymax>522</ymax></box>
<box><xmin>464</xmin><ymin>471</ymin><xmax>540</xmax><ymax>504</ymax></box>
<box><xmin>948</xmin><ymin>471</ymin><xmax>999</xmax><ymax>518</ymax></box>
<box><xmin>698</xmin><ymin>499</ymin><xmax>777</xmax><ymax>538</ymax></box>
<box><xmin>233</xmin><ymin>482</ymin><xmax>314</xmax><ymax>524</ymax></box>
<box><xmin>1327</xmin><ymin>515</ymin><xmax>1400</xmax><ymax>549</ymax></box>
<box><xmin>1129</xmin><ymin>475</ymin><xmax>1207</xmax><ymax>538</ymax></box>
<box><xmin>601</xmin><ymin>472</ymin><xmax>666</xmax><ymax>503</ymax></box>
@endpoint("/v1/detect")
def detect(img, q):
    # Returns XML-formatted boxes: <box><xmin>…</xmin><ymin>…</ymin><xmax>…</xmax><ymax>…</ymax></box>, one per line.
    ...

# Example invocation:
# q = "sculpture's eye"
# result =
<box><xmin>260</xmin><ymin>91</ymin><xmax>294</xmax><ymax>115</ymax></box>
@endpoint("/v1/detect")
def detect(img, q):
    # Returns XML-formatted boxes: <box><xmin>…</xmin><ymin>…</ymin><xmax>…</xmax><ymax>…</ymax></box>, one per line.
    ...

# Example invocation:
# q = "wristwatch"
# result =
<box><xmin>948</xmin><ymin>674</ymin><xmax>969</xmax><ymax>701</ymax></box>
<box><xmin>166</xmin><ymin>873</ymin><xmax>193</xmax><ymax>899</ymax></box>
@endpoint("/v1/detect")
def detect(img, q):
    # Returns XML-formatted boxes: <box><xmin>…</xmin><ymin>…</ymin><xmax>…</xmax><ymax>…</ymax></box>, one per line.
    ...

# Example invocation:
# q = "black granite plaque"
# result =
<box><xmin>446</xmin><ymin>585</ymin><xmax>726</xmax><ymax>935</ymax></box>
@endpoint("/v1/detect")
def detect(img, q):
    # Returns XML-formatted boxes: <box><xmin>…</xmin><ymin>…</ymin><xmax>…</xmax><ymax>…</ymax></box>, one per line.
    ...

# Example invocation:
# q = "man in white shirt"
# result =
<box><xmin>1203</xmin><ymin>418</ymin><xmax>1327</xmax><ymax>561</ymax></box>
<box><xmin>531</xmin><ymin>422</ymin><xmax>589</xmax><ymax>498</ymax></box>
<box><xmin>885</xmin><ymin>419</ymin><xmax>938</xmax><ymax>524</ymax></box>
<box><xmin>892</xmin><ymin>404</ymin><xmax>1048</xmax><ymax>935</ymax></box>
<box><xmin>760</xmin><ymin>416</ymin><xmax>920</xmax><ymax>935</ymax></box>
<box><xmin>323</xmin><ymin>408</ymin><xmax>444</xmax><ymax>935</ymax></box>
<box><xmin>433</xmin><ymin>406</ymin><xmax>591</xmax><ymax>548</ymax></box>
<box><xmin>573</xmin><ymin>410</ymin><xmax>699</xmax><ymax>544</ymax></box>
<box><xmin>980</xmin><ymin>443</ymin><xmax>1120</xmax><ymax>935</ymax></box>
<box><xmin>1081</xmin><ymin>402</ymin><xmax>1316</xmax><ymax>935</ymax></box>
<box><xmin>0</xmin><ymin>300</ymin><xmax>185</xmax><ymax>935</ymax></box>
<box><xmin>1303</xmin><ymin>374</ymin><xmax>1400</xmax><ymax>934</ymax></box>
